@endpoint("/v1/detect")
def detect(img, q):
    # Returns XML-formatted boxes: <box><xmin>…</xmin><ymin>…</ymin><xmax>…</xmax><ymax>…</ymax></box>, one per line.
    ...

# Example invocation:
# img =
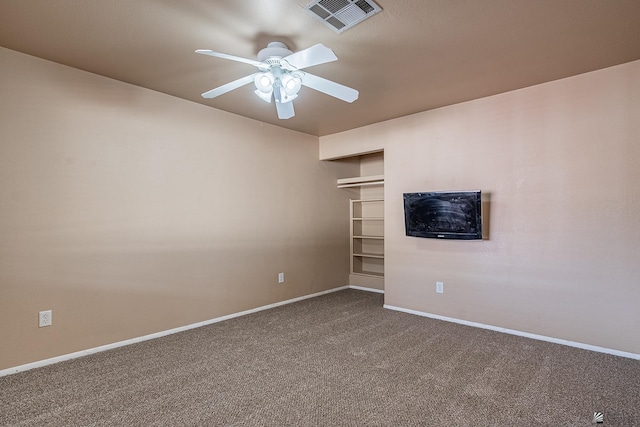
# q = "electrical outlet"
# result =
<box><xmin>436</xmin><ymin>281</ymin><xmax>444</xmax><ymax>294</ymax></box>
<box><xmin>39</xmin><ymin>310</ymin><xmax>52</xmax><ymax>327</ymax></box>
<box><xmin>278</xmin><ymin>272</ymin><xmax>285</xmax><ymax>283</ymax></box>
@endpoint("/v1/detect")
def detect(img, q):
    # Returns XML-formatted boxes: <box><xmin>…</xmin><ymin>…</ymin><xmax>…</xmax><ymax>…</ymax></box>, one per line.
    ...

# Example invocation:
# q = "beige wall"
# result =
<box><xmin>0</xmin><ymin>47</ymin><xmax>356</xmax><ymax>370</ymax></box>
<box><xmin>320</xmin><ymin>60</ymin><xmax>640</xmax><ymax>354</ymax></box>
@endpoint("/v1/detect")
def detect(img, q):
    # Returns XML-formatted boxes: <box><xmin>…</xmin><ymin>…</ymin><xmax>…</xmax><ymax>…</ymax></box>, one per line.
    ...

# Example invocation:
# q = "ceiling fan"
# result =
<box><xmin>196</xmin><ymin>42</ymin><xmax>359</xmax><ymax>120</ymax></box>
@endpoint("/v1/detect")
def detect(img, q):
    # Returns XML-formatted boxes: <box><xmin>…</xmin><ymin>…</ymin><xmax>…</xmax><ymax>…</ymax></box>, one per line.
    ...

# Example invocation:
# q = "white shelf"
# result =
<box><xmin>353</xmin><ymin>253</ymin><xmax>384</xmax><ymax>259</ymax></box>
<box><xmin>351</xmin><ymin>198</ymin><xmax>383</xmax><ymax>203</ymax></box>
<box><xmin>337</xmin><ymin>175</ymin><xmax>384</xmax><ymax>188</ymax></box>
<box><xmin>353</xmin><ymin>217</ymin><xmax>384</xmax><ymax>221</ymax></box>
<box><xmin>351</xmin><ymin>271</ymin><xmax>384</xmax><ymax>278</ymax></box>
<box><xmin>353</xmin><ymin>235</ymin><xmax>384</xmax><ymax>239</ymax></box>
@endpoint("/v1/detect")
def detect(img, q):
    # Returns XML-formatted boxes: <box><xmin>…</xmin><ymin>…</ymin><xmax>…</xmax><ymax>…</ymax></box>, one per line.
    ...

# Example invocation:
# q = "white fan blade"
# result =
<box><xmin>196</xmin><ymin>49</ymin><xmax>263</xmax><ymax>67</ymax></box>
<box><xmin>275</xmin><ymin>100</ymin><xmax>295</xmax><ymax>119</ymax></box>
<box><xmin>201</xmin><ymin>73</ymin><xmax>258</xmax><ymax>99</ymax></box>
<box><xmin>301</xmin><ymin>73</ymin><xmax>359</xmax><ymax>103</ymax></box>
<box><xmin>281</xmin><ymin>44</ymin><xmax>337</xmax><ymax>70</ymax></box>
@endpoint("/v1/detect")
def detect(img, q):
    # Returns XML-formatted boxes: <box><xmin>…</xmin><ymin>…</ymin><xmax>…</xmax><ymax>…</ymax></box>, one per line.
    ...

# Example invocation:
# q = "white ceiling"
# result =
<box><xmin>1</xmin><ymin>0</ymin><xmax>640</xmax><ymax>136</ymax></box>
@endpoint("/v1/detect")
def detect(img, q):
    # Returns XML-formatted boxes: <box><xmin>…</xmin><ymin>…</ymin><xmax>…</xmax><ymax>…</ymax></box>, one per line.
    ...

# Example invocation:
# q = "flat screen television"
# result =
<box><xmin>403</xmin><ymin>191</ymin><xmax>482</xmax><ymax>240</ymax></box>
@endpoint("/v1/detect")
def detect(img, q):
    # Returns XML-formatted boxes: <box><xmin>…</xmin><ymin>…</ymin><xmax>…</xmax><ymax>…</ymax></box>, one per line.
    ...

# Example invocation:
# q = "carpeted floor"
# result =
<box><xmin>1</xmin><ymin>289</ymin><xmax>639</xmax><ymax>426</ymax></box>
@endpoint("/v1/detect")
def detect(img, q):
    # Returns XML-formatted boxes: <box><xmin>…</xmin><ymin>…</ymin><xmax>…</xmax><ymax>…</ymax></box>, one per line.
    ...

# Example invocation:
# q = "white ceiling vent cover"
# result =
<box><xmin>305</xmin><ymin>0</ymin><xmax>382</xmax><ymax>34</ymax></box>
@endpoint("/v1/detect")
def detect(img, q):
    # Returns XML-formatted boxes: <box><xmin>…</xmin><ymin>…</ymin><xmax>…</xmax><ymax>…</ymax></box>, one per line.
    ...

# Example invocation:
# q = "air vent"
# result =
<box><xmin>305</xmin><ymin>0</ymin><xmax>382</xmax><ymax>34</ymax></box>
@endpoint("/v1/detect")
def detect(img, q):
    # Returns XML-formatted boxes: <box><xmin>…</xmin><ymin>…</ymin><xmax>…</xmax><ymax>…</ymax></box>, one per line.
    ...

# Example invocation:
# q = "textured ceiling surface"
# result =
<box><xmin>1</xmin><ymin>1</ymin><xmax>640</xmax><ymax>136</ymax></box>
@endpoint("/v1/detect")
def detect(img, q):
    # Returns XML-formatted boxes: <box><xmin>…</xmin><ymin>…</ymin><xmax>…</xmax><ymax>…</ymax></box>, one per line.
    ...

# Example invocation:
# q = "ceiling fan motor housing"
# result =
<box><xmin>257</xmin><ymin>42</ymin><xmax>293</xmax><ymax>63</ymax></box>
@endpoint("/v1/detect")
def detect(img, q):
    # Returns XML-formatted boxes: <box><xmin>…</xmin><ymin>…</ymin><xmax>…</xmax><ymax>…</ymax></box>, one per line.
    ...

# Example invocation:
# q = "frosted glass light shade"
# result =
<box><xmin>281</xmin><ymin>74</ymin><xmax>302</xmax><ymax>96</ymax></box>
<box><xmin>254</xmin><ymin>72</ymin><xmax>274</xmax><ymax>93</ymax></box>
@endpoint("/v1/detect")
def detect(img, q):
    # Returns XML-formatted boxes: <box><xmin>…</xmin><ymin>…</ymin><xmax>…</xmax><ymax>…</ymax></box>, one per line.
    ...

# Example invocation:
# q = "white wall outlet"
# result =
<box><xmin>39</xmin><ymin>310</ymin><xmax>52</xmax><ymax>327</ymax></box>
<box><xmin>278</xmin><ymin>272</ymin><xmax>285</xmax><ymax>283</ymax></box>
<box><xmin>436</xmin><ymin>281</ymin><xmax>444</xmax><ymax>294</ymax></box>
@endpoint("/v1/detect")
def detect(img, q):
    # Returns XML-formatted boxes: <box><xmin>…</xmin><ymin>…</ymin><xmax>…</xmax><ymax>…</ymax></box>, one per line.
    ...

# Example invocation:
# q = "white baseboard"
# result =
<box><xmin>349</xmin><ymin>285</ymin><xmax>384</xmax><ymax>294</ymax></box>
<box><xmin>383</xmin><ymin>304</ymin><xmax>640</xmax><ymax>361</ymax></box>
<box><xmin>0</xmin><ymin>286</ymin><xmax>349</xmax><ymax>378</ymax></box>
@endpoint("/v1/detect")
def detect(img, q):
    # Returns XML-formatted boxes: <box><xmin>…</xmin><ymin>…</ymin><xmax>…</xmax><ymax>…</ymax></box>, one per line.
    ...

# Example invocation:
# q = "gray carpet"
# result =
<box><xmin>1</xmin><ymin>289</ymin><xmax>639</xmax><ymax>426</ymax></box>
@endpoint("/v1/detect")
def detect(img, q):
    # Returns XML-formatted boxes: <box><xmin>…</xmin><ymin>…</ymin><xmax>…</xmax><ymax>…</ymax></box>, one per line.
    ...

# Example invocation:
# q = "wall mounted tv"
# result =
<box><xmin>403</xmin><ymin>191</ymin><xmax>482</xmax><ymax>240</ymax></box>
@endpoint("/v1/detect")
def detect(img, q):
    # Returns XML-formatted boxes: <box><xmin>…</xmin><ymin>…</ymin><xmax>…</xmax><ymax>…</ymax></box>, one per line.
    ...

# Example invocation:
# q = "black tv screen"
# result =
<box><xmin>403</xmin><ymin>191</ymin><xmax>482</xmax><ymax>240</ymax></box>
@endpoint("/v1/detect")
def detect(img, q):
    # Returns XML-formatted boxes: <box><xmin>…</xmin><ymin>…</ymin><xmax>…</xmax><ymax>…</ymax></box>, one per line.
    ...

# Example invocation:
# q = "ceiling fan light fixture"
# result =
<box><xmin>254</xmin><ymin>88</ymin><xmax>273</xmax><ymax>103</ymax></box>
<box><xmin>278</xmin><ymin>87</ymin><xmax>298</xmax><ymax>104</ymax></box>
<box><xmin>281</xmin><ymin>74</ymin><xmax>302</xmax><ymax>96</ymax></box>
<box><xmin>254</xmin><ymin>72</ymin><xmax>274</xmax><ymax>93</ymax></box>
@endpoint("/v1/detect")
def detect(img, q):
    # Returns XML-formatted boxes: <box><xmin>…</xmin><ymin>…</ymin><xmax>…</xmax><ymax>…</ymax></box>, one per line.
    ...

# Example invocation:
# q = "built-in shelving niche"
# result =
<box><xmin>335</xmin><ymin>152</ymin><xmax>384</xmax><ymax>291</ymax></box>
